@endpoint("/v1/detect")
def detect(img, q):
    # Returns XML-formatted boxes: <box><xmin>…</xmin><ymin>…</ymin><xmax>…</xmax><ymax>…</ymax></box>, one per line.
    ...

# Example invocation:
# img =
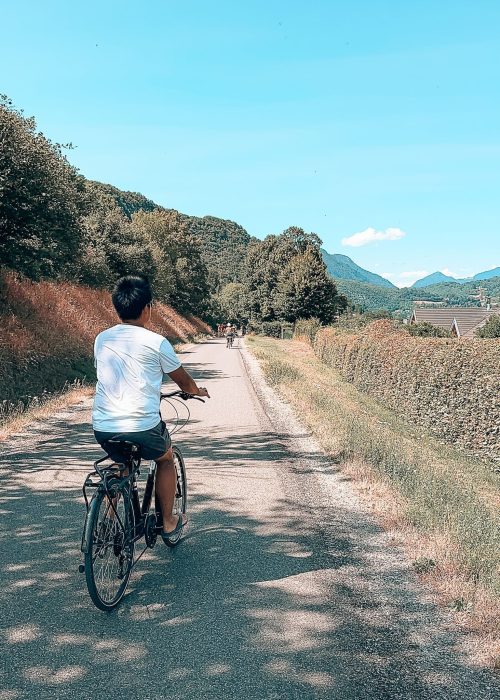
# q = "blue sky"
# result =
<box><xmin>2</xmin><ymin>0</ymin><xmax>499</xmax><ymax>286</ymax></box>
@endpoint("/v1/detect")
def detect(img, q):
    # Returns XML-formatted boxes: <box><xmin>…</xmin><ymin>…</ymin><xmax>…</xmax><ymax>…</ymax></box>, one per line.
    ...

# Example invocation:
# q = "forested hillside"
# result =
<box><xmin>423</xmin><ymin>276</ymin><xmax>500</xmax><ymax>302</ymax></box>
<box><xmin>1</xmin><ymin>95</ymin><xmax>345</xmax><ymax>335</ymax></box>
<box><xmin>334</xmin><ymin>280</ymin><xmax>437</xmax><ymax>314</ymax></box>
<box><xmin>88</xmin><ymin>183</ymin><xmax>253</xmax><ymax>292</ymax></box>
<box><xmin>335</xmin><ymin>276</ymin><xmax>500</xmax><ymax>314</ymax></box>
<box><xmin>181</xmin><ymin>215</ymin><xmax>253</xmax><ymax>290</ymax></box>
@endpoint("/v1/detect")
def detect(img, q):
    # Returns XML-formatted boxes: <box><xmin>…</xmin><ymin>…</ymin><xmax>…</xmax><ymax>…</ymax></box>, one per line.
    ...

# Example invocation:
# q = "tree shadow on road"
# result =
<box><xmin>0</xmin><ymin>416</ymin><xmax>498</xmax><ymax>700</ymax></box>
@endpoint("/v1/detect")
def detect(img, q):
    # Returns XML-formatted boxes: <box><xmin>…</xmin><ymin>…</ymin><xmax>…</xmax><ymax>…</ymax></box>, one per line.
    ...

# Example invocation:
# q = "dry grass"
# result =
<box><xmin>248</xmin><ymin>336</ymin><xmax>500</xmax><ymax>669</ymax></box>
<box><xmin>0</xmin><ymin>270</ymin><xmax>212</xmax><ymax>421</ymax></box>
<box><xmin>0</xmin><ymin>383</ymin><xmax>93</xmax><ymax>441</ymax></box>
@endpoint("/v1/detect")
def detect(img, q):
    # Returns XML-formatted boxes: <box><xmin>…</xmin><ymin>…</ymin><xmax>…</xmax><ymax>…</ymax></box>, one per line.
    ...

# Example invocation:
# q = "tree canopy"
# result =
<box><xmin>0</xmin><ymin>95</ymin><xmax>87</xmax><ymax>279</ymax></box>
<box><xmin>245</xmin><ymin>226</ymin><xmax>347</xmax><ymax>325</ymax></box>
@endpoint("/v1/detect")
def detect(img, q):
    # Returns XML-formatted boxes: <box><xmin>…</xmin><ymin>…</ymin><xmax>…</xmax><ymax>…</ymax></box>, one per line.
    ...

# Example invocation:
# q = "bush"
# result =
<box><xmin>313</xmin><ymin>320</ymin><xmax>500</xmax><ymax>457</ymax></box>
<box><xmin>408</xmin><ymin>321</ymin><xmax>451</xmax><ymax>337</ymax></box>
<box><xmin>336</xmin><ymin>310</ymin><xmax>396</xmax><ymax>331</ymax></box>
<box><xmin>294</xmin><ymin>318</ymin><xmax>321</xmax><ymax>344</ymax></box>
<box><xmin>476</xmin><ymin>315</ymin><xmax>500</xmax><ymax>338</ymax></box>
<box><xmin>254</xmin><ymin>321</ymin><xmax>293</xmax><ymax>338</ymax></box>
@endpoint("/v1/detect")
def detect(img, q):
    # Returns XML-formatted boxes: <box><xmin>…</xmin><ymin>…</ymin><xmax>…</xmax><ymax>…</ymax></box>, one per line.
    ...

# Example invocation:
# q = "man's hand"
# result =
<box><xmin>168</xmin><ymin>366</ymin><xmax>210</xmax><ymax>398</ymax></box>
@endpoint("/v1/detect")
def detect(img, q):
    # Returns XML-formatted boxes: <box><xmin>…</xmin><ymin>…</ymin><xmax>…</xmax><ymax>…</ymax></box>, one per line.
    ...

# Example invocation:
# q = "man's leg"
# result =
<box><xmin>155</xmin><ymin>448</ymin><xmax>187</xmax><ymax>533</ymax></box>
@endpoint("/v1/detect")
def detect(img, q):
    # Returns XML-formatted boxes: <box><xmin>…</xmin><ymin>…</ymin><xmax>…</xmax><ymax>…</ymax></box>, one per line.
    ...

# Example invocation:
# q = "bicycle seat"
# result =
<box><xmin>102</xmin><ymin>438</ymin><xmax>142</xmax><ymax>463</ymax></box>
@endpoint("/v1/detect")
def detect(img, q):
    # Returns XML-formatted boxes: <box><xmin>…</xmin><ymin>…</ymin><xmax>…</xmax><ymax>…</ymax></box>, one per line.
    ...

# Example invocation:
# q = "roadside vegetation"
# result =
<box><xmin>477</xmin><ymin>314</ymin><xmax>500</xmax><ymax>338</ymax></box>
<box><xmin>1</xmin><ymin>95</ymin><xmax>343</xmax><ymax>415</ymax></box>
<box><xmin>311</xmin><ymin>320</ymin><xmax>500</xmax><ymax>459</ymax></box>
<box><xmin>247</xmin><ymin>335</ymin><xmax>500</xmax><ymax>668</ymax></box>
<box><xmin>0</xmin><ymin>271</ymin><xmax>209</xmax><ymax>426</ymax></box>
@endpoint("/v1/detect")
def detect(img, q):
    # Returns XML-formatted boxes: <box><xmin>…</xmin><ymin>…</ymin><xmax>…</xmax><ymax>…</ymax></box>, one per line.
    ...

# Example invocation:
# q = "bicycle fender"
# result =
<box><xmin>80</xmin><ymin>495</ymin><xmax>98</xmax><ymax>553</ymax></box>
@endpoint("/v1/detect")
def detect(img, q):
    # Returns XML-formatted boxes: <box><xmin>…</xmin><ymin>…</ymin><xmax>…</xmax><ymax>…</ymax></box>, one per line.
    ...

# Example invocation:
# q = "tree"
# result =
<box><xmin>276</xmin><ymin>247</ymin><xmax>346</xmax><ymax>324</ymax></box>
<box><xmin>476</xmin><ymin>315</ymin><xmax>500</xmax><ymax>338</ymax></box>
<box><xmin>217</xmin><ymin>282</ymin><xmax>249</xmax><ymax>323</ymax></box>
<box><xmin>78</xmin><ymin>181</ymin><xmax>155</xmax><ymax>287</ymax></box>
<box><xmin>131</xmin><ymin>209</ymin><xmax>210</xmax><ymax>314</ymax></box>
<box><xmin>0</xmin><ymin>95</ymin><xmax>87</xmax><ymax>279</ymax></box>
<box><xmin>246</xmin><ymin>226</ymin><xmax>346</xmax><ymax>324</ymax></box>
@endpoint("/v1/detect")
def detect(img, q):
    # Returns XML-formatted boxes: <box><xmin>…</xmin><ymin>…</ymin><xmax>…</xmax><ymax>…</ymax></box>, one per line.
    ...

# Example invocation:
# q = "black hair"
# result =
<box><xmin>112</xmin><ymin>275</ymin><xmax>152</xmax><ymax>321</ymax></box>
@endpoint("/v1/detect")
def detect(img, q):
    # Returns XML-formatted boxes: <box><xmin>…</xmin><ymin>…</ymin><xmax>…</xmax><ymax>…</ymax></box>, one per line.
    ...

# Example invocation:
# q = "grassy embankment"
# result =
<box><xmin>246</xmin><ymin>335</ymin><xmax>500</xmax><ymax>668</ymax></box>
<box><xmin>0</xmin><ymin>271</ymin><xmax>211</xmax><ymax>437</ymax></box>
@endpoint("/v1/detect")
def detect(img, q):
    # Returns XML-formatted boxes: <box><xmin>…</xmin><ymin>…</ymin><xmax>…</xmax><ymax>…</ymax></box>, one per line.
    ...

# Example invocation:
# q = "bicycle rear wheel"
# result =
<box><xmin>156</xmin><ymin>445</ymin><xmax>187</xmax><ymax>547</ymax></box>
<box><xmin>83</xmin><ymin>485</ymin><xmax>135</xmax><ymax>610</ymax></box>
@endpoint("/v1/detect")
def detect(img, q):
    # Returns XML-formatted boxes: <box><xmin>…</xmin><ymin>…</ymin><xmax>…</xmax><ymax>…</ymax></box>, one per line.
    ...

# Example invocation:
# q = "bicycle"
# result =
<box><xmin>226</xmin><ymin>334</ymin><xmax>234</xmax><ymax>348</ymax></box>
<box><xmin>79</xmin><ymin>390</ymin><xmax>203</xmax><ymax>611</ymax></box>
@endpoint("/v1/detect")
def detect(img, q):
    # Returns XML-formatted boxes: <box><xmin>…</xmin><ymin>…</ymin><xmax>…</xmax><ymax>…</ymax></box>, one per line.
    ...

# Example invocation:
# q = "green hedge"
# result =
<box><xmin>314</xmin><ymin>320</ymin><xmax>500</xmax><ymax>458</ymax></box>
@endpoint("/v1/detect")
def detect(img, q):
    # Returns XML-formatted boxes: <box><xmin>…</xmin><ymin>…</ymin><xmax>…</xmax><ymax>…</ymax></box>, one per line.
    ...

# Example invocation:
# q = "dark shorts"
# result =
<box><xmin>94</xmin><ymin>421</ymin><xmax>171</xmax><ymax>462</ymax></box>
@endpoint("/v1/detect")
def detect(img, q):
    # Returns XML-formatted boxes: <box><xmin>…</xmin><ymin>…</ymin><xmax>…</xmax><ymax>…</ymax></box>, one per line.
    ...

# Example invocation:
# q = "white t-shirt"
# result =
<box><xmin>92</xmin><ymin>324</ymin><xmax>181</xmax><ymax>433</ymax></box>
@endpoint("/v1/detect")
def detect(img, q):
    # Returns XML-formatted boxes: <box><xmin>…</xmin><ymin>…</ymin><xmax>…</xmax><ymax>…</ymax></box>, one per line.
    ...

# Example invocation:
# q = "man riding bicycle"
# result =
<box><xmin>225</xmin><ymin>323</ymin><xmax>236</xmax><ymax>347</ymax></box>
<box><xmin>92</xmin><ymin>275</ymin><xmax>209</xmax><ymax>545</ymax></box>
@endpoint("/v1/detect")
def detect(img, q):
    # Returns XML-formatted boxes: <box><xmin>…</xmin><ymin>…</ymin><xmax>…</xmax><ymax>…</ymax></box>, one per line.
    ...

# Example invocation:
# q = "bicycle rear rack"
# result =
<box><xmin>82</xmin><ymin>455</ymin><xmax>140</xmax><ymax>512</ymax></box>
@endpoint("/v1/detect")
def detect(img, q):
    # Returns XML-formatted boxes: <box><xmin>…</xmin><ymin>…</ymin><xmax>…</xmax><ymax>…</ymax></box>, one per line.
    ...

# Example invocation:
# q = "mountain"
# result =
<box><xmin>181</xmin><ymin>214</ymin><xmax>253</xmax><ymax>290</ymax></box>
<box><xmin>473</xmin><ymin>267</ymin><xmax>500</xmax><ymax>281</ymax></box>
<box><xmin>321</xmin><ymin>250</ymin><xmax>396</xmax><ymax>288</ymax></box>
<box><xmin>335</xmin><ymin>280</ymin><xmax>437</xmax><ymax>315</ymax></box>
<box><xmin>413</xmin><ymin>267</ymin><xmax>500</xmax><ymax>288</ymax></box>
<box><xmin>337</xmin><ymin>275</ymin><xmax>500</xmax><ymax>315</ymax></box>
<box><xmin>412</xmin><ymin>272</ymin><xmax>458</xmax><ymax>288</ymax></box>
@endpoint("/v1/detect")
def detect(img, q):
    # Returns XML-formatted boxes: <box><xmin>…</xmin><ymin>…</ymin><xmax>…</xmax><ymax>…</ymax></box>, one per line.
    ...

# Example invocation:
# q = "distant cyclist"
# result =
<box><xmin>225</xmin><ymin>323</ymin><xmax>235</xmax><ymax>348</ymax></box>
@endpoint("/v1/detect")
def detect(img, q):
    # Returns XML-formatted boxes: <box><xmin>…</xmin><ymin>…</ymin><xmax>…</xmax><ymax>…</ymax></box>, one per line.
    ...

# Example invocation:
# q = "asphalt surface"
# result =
<box><xmin>0</xmin><ymin>337</ymin><xmax>498</xmax><ymax>700</ymax></box>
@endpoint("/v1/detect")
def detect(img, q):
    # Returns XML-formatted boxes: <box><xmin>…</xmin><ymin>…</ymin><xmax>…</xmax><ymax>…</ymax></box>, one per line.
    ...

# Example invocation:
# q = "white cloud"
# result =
<box><xmin>440</xmin><ymin>268</ymin><xmax>459</xmax><ymax>278</ymax></box>
<box><xmin>400</xmin><ymin>270</ymin><xmax>428</xmax><ymax>279</ymax></box>
<box><xmin>342</xmin><ymin>227</ymin><xmax>406</xmax><ymax>248</ymax></box>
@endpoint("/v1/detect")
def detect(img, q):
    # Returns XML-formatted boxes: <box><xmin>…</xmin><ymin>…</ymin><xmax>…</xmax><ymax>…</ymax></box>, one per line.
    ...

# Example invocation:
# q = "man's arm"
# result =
<box><xmin>167</xmin><ymin>366</ymin><xmax>210</xmax><ymax>398</ymax></box>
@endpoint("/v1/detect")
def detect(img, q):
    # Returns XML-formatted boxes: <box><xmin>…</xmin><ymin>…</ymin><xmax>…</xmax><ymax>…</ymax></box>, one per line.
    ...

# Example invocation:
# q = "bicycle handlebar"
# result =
<box><xmin>161</xmin><ymin>390</ymin><xmax>205</xmax><ymax>403</ymax></box>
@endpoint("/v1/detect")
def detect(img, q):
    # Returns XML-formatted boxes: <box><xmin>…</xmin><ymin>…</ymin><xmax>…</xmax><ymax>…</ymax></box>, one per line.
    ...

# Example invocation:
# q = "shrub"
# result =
<box><xmin>313</xmin><ymin>320</ymin><xmax>500</xmax><ymax>457</ymax></box>
<box><xmin>476</xmin><ymin>315</ymin><xmax>500</xmax><ymax>338</ymax></box>
<box><xmin>408</xmin><ymin>321</ymin><xmax>451</xmax><ymax>337</ymax></box>
<box><xmin>254</xmin><ymin>321</ymin><xmax>291</xmax><ymax>338</ymax></box>
<box><xmin>336</xmin><ymin>310</ymin><xmax>396</xmax><ymax>331</ymax></box>
<box><xmin>294</xmin><ymin>317</ymin><xmax>321</xmax><ymax>344</ymax></box>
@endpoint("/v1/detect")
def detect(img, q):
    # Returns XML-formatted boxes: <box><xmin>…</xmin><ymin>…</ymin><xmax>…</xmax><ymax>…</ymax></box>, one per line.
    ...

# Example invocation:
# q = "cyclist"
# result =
<box><xmin>92</xmin><ymin>274</ymin><xmax>209</xmax><ymax>545</ymax></box>
<box><xmin>225</xmin><ymin>323</ymin><xmax>235</xmax><ymax>347</ymax></box>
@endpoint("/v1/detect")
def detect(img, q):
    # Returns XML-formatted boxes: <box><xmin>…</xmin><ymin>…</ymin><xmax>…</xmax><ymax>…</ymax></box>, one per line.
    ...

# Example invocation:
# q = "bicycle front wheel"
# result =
<box><xmin>83</xmin><ymin>485</ymin><xmax>135</xmax><ymax>610</ymax></box>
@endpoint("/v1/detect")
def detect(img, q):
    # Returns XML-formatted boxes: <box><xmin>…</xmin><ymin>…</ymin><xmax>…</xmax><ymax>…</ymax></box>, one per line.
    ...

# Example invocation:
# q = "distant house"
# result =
<box><xmin>412</xmin><ymin>300</ymin><xmax>447</xmax><ymax>307</ymax></box>
<box><xmin>409</xmin><ymin>308</ymin><xmax>498</xmax><ymax>338</ymax></box>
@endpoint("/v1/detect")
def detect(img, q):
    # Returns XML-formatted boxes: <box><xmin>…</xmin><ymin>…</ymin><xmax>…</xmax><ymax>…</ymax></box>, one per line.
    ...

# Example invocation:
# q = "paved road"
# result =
<box><xmin>0</xmin><ymin>338</ymin><xmax>498</xmax><ymax>700</ymax></box>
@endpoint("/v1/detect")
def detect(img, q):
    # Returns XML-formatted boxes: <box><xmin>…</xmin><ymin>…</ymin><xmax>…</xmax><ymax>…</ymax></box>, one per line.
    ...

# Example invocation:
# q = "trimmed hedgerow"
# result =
<box><xmin>313</xmin><ymin>320</ymin><xmax>500</xmax><ymax>458</ymax></box>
